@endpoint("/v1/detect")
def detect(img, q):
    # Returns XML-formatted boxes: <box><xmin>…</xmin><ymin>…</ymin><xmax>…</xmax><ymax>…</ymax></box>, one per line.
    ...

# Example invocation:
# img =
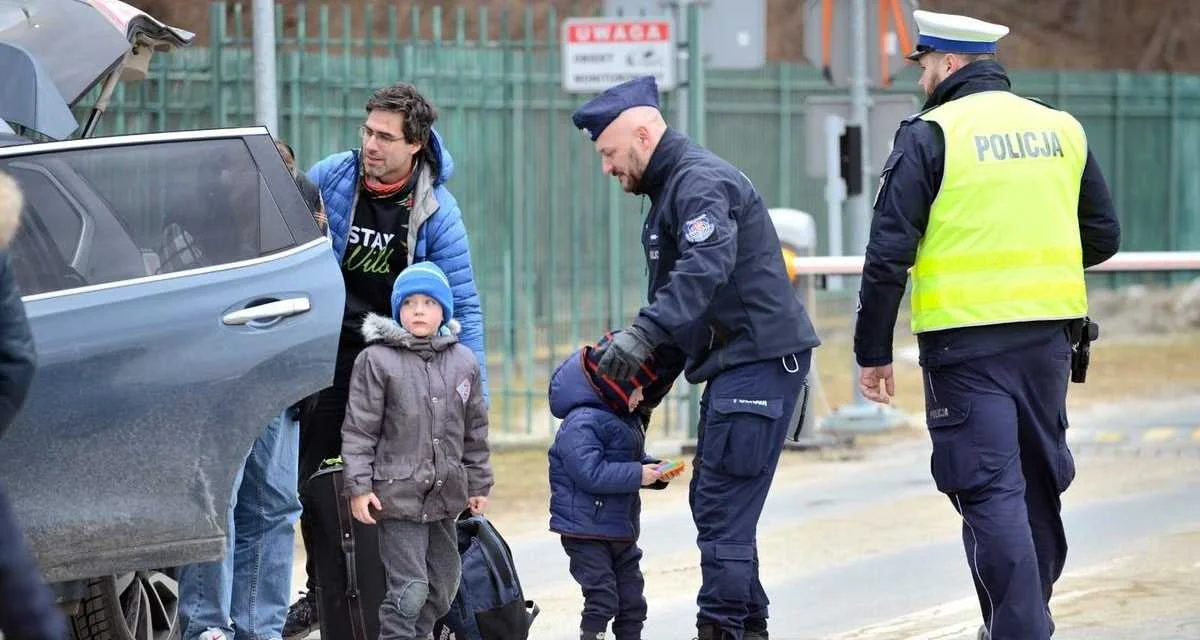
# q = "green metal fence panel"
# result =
<box><xmin>72</xmin><ymin>1</ymin><xmax>1200</xmax><ymax>433</ymax></box>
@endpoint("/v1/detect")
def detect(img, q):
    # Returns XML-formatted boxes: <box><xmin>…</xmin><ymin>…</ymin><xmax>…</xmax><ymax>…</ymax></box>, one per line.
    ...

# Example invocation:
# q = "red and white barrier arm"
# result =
<box><xmin>790</xmin><ymin>251</ymin><xmax>1200</xmax><ymax>276</ymax></box>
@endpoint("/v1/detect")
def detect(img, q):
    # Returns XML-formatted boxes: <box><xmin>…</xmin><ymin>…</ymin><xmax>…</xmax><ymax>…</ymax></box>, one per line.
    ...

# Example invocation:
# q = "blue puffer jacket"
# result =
<box><xmin>547</xmin><ymin>351</ymin><xmax>656</xmax><ymax>542</ymax></box>
<box><xmin>307</xmin><ymin>130</ymin><xmax>487</xmax><ymax>398</ymax></box>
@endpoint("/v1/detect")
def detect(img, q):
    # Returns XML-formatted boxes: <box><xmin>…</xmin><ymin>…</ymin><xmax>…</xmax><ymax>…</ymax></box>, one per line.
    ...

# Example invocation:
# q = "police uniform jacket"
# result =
<box><xmin>632</xmin><ymin>129</ymin><xmax>821</xmax><ymax>383</ymax></box>
<box><xmin>855</xmin><ymin>61</ymin><xmax>1121</xmax><ymax>369</ymax></box>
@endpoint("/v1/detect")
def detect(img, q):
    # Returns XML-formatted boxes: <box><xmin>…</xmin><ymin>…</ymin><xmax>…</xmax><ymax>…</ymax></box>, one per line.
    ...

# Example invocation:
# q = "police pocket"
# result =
<box><xmin>926</xmin><ymin>402</ymin><xmax>983</xmax><ymax>494</ymax></box>
<box><xmin>1055</xmin><ymin>412</ymin><xmax>1076</xmax><ymax>493</ymax></box>
<box><xmin>703</xmin><ymin>397</ymin><xmax>785</xmax><ymax>478</ymax></box>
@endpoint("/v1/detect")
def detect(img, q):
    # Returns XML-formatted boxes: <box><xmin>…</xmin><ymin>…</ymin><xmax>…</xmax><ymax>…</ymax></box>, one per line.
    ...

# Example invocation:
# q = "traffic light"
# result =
<box><xmin>839</xmin><ymin>125</ymin><xmax>863</xmax><ymax>196</ymax></box>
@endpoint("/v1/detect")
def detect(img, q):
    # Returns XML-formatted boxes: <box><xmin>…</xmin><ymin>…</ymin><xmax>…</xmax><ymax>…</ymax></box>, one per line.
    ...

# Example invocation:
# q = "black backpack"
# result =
<box><xmin>433</xmin><ymin>514</ymin><xmax>539</xmax><ymax>640</ymax></box>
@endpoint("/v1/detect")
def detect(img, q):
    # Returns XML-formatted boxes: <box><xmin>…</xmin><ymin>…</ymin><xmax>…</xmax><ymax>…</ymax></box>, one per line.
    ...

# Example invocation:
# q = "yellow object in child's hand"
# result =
<box><xmin>655</xmin><ymin>459</ymin><xmax>686</xmax><ymax>481</ymax></box>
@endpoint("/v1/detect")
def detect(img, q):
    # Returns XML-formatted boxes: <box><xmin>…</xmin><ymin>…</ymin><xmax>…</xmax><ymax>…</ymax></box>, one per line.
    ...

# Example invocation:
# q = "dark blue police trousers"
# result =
<box><xmin>689</xmin><ymin>351</ymin><xmax>810</xmax><ymax>637</ymax></box>
<box><xmin>922</xmin><ymin>331</ymin><xmax>1075</xmax><ymax>640</ymax></box>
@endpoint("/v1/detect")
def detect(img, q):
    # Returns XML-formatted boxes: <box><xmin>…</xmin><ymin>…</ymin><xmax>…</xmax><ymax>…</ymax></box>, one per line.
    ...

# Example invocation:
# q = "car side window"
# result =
<box><xmin>2</xmin><ymin>164</ymin><xmax>83</xmax><ymax>265</ymax></box>
<box><xmin>3</xmin><ymin>138</ymin><xmax>298</xmax><ymax>296</ymax></box>
<box><xmin>7</xmin><ymin>212</ymin><xmax>72</xmax><ymax>296</ymax></box>
<box><xmin>62</xmin><ymin>139</ymin><xmax>275</xmax><ymax>275</ymax></box>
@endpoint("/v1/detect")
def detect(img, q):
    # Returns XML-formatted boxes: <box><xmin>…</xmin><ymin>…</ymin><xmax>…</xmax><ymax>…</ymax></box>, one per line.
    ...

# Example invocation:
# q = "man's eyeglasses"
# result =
<box><xmin>360</xmin><ymin>124</ymin><xmax>404</xmax><ymax>144</ymax></box>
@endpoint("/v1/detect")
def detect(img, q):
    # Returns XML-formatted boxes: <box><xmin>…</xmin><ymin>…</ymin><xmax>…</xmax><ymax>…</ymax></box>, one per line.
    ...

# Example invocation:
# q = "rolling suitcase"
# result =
<box><xmin>305</xmin><ymin>462</ymin><xmax>386</xmax><ymax>640</ymax></box>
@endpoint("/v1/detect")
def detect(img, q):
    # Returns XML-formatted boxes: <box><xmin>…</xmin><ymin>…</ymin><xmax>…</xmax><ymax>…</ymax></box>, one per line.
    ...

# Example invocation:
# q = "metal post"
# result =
<box><xmin>819</xmin><ymin>0</ymin><xmax>908</xmax><ymax>435</ymax></box>
<box><xmin>686</xmin><ymin>0</ymin><xmax>705</xmax><ymax>146</ymax></box>
<box><xmin>847</xmin><ymin>0</ymin><xmax>871</xmax><ymax>251</ymax></box>
<box><xmin>674</xmin><ymin>0</ymin><xmax>705</xmax><ymax>438</ymax></box>
<box><xmin>252</xmin><ymin>0</ymin><xmax>279</xmax><ymax>134</ymax></box>
<box><xmin>824</xmin><ymin>113</ymin><xmax>846</xmax><ymax>290</ymax></box>
<box><xmin>674</xmin><ymin>0</ymin><xmax>688</xmax><ymax>136</ymax></box>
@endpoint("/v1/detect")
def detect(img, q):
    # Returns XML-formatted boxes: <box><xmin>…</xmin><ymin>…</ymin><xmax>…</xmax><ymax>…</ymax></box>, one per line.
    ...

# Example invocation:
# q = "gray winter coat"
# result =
<box><xmin>341</xmin><ymin>314</ymin><xmax>492</xmax><ymax>523</ymax></box>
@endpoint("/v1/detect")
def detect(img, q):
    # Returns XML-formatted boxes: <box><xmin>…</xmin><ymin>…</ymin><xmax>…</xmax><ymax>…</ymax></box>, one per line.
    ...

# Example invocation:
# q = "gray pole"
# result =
<box><xmin>674</xmin><ymin>0</ymin><xmax>688</xmax><ymax>136</ymax></box>
<box><xmin>252</xmin><ymin>0</ymin><xmax>279</xmax><ymax>134</ymax></box>
<box><xmin>848</xmin><ymin>0</ymin><xmax>870</xmax><ymax>247</ymax></box>
<box><xmin>686</xmin><ymin>0</ymin><xmax>705</xmax><ymax>146</ymax></box>
<box><xmin>848</xmin><ymin>0</ymin><xmax>872</xmax><ymax>409</ymax></box>
<box><xmin>819</xmin><ymin>0</ymin><xmax>907</xmax><ymax>433</ymax></box>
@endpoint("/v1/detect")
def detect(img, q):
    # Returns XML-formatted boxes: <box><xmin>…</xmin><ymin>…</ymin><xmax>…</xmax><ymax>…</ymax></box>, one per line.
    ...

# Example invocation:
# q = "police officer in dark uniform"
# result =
<box><xmin>571</xmin><ymin>76</ymin><xmax>821</xmax><ymax>640</ymax></box>
<box><xmin>855</xmin><ymin>10</ymin><xmax>1121</xmax><ymax>640</ymax></box>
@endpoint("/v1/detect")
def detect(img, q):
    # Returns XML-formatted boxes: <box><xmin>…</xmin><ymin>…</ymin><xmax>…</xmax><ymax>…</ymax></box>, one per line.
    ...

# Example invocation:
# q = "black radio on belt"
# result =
<box><xmin>1069</xmin><ymin>317</ymin><xmax>1100</xmax><ymax>384</ymax></box>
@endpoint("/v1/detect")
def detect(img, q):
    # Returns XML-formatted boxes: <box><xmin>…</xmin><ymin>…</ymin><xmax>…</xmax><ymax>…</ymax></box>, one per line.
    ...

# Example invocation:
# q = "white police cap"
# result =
<box><xmin>906</xmin><ymin>10</ymin><xmax>1010</xmax><ymax>60</ymax></box>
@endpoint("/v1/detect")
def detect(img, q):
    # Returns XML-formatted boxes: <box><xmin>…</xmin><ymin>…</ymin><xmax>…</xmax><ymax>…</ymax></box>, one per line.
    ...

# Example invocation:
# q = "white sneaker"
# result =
<box><xmin>198</xmin><ymin>629</ymin><xmax>228</xmax><ymax>640</ymax></box>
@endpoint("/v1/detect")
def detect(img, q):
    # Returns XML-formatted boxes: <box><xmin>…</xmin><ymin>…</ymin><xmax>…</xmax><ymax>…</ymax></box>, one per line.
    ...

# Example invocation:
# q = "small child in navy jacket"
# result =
<box><xmin>548</xmin><ymin>333</ymin><xmax>685</xmax><ymax>640</ymax></box>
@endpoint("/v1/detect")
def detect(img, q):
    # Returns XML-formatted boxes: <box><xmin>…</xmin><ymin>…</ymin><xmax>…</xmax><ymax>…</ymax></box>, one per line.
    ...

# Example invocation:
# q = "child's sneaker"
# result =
<box><xmin>198</xmin><ymin>629</ymin><xmax>228</xmax><ymax>640</ymax></box>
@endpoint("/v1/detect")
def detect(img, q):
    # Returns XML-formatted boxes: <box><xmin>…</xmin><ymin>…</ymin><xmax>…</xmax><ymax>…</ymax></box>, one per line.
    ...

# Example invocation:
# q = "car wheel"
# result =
<box><xmin>70</xmin><ymin>571</ymin><xmax>180</xmax><ymax>640</ymax></box>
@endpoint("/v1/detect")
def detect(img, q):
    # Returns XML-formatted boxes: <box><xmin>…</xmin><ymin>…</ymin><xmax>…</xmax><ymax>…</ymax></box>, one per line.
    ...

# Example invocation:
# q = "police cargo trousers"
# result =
<box><xmin>689</xmin><ymin>352</ymin><xmax>810</xmax><ymax>636</ymax></box>
<box><xmin>921</xmin><ymin>332</ymin><xmax>1075</xmax><ymax>640</ymax></box>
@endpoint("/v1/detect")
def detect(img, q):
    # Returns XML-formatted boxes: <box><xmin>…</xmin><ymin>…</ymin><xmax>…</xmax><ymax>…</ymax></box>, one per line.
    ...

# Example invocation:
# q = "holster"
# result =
<box><xmin>1069</xmin><ymin>317</ymin><xmax>1100</xmax><ymax>383</ymax></box>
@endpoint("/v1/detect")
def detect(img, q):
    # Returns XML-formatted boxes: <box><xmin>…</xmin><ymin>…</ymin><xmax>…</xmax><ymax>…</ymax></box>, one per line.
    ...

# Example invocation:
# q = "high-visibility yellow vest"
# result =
<box><xmin>910</xmin><ymin>91</ymin><xmax>1089</xmax><ymax>333</ymax></box>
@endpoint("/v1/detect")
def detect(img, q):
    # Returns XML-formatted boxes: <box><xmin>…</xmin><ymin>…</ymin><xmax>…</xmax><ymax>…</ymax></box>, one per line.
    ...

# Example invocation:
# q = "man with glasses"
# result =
<box><xmin>283</xmin><ymin>82</ymin><xmax>488</xmax><ymax>638</ymax></box>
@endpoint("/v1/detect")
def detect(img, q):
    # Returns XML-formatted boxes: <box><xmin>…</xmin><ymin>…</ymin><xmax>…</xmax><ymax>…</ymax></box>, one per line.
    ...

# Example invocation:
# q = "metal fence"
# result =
<box><xmin>76</xmin><ymin>1</ymin><xmax>1200</xmax><ymax>434</ymax></box>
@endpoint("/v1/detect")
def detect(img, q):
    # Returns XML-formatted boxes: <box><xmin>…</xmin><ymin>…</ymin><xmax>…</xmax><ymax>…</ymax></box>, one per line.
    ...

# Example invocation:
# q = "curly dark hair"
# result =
<box><xmin>365</xmin><ymin>83</ymin><xmax>438</xmax><ymax>147</ymax></box>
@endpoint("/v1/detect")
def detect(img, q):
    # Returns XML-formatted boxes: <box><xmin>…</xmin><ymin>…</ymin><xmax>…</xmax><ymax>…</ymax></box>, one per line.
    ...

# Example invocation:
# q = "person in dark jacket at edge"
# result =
<box><xmin>854</xmin><ymin>10</ymin><xmax>1121</xmax><ymax>640</ymax></box>
<box><xmin>0</xmin><ymin>171</ymin><xmax>67</xmax><ymax>639</ymax></box>
<box><xmin>571</xmin><ymin>76</ymin><xmax>821</xmax><ymax>640</ymax></box>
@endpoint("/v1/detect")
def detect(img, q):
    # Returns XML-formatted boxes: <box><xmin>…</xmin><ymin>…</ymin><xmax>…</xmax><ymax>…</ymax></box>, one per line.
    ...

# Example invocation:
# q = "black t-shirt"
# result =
<box><xmin>336</xmin><ymin>172</ymin><xmax>415</xmax><ymax>383</ymax></box>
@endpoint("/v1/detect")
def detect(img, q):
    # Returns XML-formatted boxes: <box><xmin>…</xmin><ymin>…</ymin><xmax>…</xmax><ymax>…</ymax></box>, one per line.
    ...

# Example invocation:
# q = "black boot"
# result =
<box><xmin>282</xmin><ymin>591</ymin><xmax>319</xmax><ymax>640</ymax></box>
<box><xmin>745</xmin><ymin>617</ymin><xmax>768</xmax><ymax>640</ymax></box>
<box><xmin>696</xmin><ymin>622</ymin><xmax>731</xmax><ymax>640</ymax></box>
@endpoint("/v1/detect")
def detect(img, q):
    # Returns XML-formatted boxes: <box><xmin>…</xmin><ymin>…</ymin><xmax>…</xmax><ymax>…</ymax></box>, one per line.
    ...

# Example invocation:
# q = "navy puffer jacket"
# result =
<box><xmin>547</xmin><ymin>351</ymin><xmax>656</xmax><ymax>542</ymax></box>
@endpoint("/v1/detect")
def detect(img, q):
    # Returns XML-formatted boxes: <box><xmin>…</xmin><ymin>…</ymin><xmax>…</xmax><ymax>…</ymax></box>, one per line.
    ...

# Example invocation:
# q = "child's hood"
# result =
<box><xmin>360</xmin><ymin>313</ymin><xmax>461</xmax><ymax>350</ymax></box>
<box><xmin>548</xmin><ymin>350</ymin><xmax>612</xmax><ymax>420</ymax></box>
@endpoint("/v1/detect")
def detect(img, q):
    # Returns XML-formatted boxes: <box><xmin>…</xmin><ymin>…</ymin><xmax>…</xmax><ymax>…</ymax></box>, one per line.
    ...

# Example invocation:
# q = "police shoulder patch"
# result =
<box><xmin>683</xmin><ymin>214</ymin><xmax>716</xmax><ymax>243</ymax></box>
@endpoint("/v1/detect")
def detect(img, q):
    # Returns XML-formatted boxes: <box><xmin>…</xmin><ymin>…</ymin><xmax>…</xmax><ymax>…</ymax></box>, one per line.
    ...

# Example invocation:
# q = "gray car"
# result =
<box><xmin>0</xmin><ymin>128</ymin><xmax>344</xmax><ymax>638</ymax></box>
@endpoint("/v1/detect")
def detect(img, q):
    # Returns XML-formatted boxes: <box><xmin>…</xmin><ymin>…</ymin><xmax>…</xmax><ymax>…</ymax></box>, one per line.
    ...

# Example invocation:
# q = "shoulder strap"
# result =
<box><xmin>331</xmin><ymin>468</ymin><xmax>372</xmax><ymax>640</ymax></box>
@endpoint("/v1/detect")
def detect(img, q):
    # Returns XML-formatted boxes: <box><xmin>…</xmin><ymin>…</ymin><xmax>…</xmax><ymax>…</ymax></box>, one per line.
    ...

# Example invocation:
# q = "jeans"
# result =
<box><xmin>179</xmin><ymin>409</ymin><xmax>303</xmax><ymax>640</ymax></box>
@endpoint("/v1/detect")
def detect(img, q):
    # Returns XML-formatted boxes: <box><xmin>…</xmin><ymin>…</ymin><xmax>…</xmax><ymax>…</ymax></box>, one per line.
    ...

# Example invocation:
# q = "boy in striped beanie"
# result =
<box><xmin>547</xmin><ymin>333</ymin><xmax>685</xmax><ymax>640</ymax></box>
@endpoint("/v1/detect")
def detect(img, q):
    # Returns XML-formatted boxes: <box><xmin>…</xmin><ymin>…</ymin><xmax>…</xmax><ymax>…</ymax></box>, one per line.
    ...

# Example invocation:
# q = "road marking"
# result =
<box><xmin>828</xmin><ymin>558</ymin><xmax>1131</xmax><ymax>639</ymax></box>
<box><xmin>906</xmin><ymin>590</ymin><xmax>1108</xmax><ymax>640</ymax></box>
<box><xmin>1143</xmin><ymin>427</ymin><xmax>1178</xmax><ymax>443</ymax></box>
<box><xmin>1095</xmin><ymin>431</ymin><xmax>1125</xmax><ymax>444</ymax></box>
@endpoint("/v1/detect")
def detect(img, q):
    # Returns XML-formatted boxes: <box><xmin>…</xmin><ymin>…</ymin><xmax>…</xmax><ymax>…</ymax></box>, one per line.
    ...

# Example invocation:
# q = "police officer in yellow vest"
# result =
<box><xmin>854</xmin><ymin>10</ymin><xmax>1121</xmax><ymax>640</ymax></box>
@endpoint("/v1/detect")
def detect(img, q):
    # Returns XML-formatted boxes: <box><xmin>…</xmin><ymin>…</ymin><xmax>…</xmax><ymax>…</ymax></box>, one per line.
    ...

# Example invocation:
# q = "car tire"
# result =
<box><xmin>70</xmin><ymin>571</ymin><xmax>181</xmax><ymax>640</ymax></box>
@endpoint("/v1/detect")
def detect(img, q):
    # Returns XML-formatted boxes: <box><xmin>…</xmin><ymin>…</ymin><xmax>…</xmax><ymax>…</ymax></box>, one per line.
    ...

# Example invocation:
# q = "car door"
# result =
<box><xmin>0</xmin><ymin>127</ymin><xmax>344</xmax><ymax>583</ymax></box>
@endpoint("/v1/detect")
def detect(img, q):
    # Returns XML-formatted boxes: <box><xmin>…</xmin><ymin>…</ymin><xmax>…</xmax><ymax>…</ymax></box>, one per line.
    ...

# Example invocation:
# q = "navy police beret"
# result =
<box><xmin>571</xmin><ymin>76</ymin><xmax>660</xmax><ymax>141</ymax></box>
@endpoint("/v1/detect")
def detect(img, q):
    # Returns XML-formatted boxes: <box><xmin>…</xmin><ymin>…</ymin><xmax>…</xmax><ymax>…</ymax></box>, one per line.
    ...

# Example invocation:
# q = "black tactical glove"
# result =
<box><xmin>595</xmin><ymin>325</ymin><xmax>655</xmax><ymax>381</ymax></box>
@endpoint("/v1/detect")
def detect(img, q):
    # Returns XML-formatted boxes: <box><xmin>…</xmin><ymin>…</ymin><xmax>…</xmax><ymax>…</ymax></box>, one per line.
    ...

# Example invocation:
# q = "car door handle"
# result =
<box><xmin>222</xmin><ymin>297</ymin><xmax>312</xmax><ymax>326</ymax></box>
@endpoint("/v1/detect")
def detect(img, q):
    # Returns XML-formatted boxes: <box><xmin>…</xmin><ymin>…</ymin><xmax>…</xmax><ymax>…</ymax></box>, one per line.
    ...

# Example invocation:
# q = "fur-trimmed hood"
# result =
<box><xmin>359</xmin><ymin>312</ymin><xmax>461</xmax><ymax>350</ymax></box>
<box><xmin>0</xmin><ymin>172</ymin><xmax>24</xmax><ymax>248</ymax></box>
